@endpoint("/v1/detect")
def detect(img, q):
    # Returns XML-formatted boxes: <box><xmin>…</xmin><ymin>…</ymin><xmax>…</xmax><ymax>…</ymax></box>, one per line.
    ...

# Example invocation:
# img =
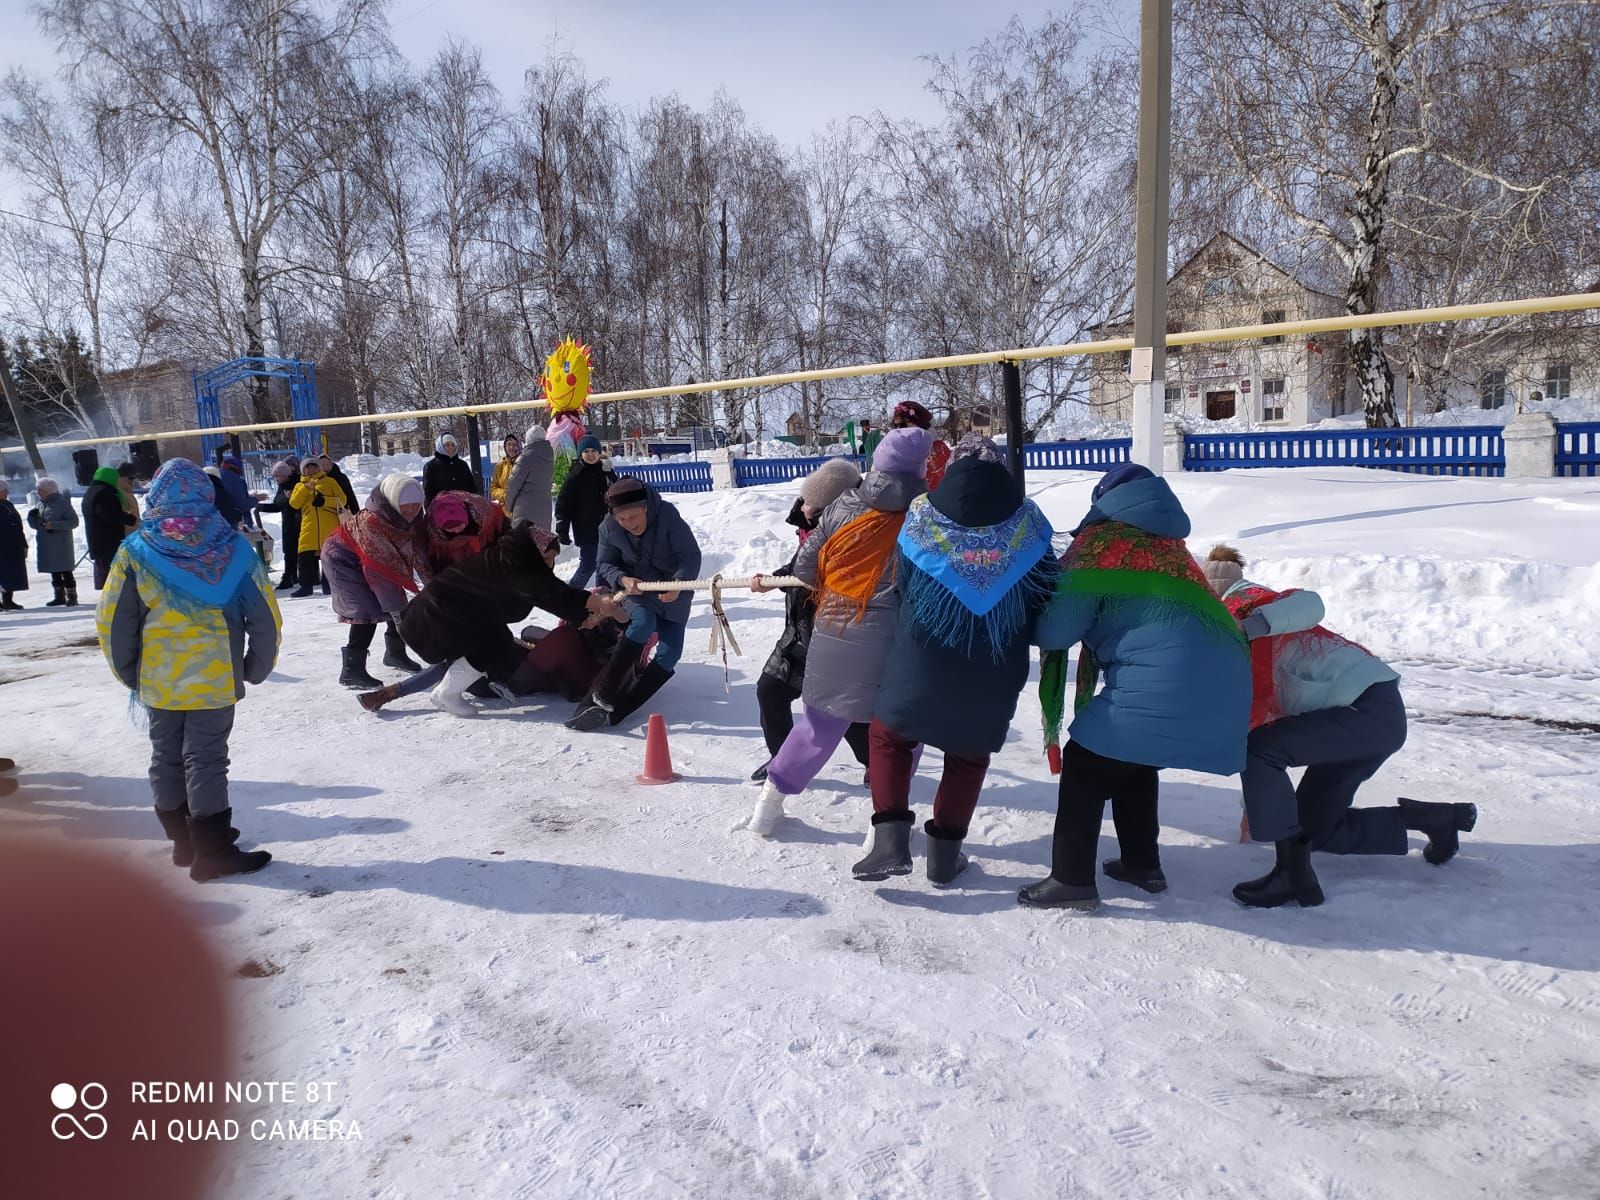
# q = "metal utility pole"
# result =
<box><xmin>1129</xmin><ymin>0</ymin><xmax>1173</xmax><ymax>473</ymax></box>
<box><xmin>0</xmin><ymin>348</ymin><xmax>45</xmax><ymax>472</ymax></box>
<box><xmin>1002</xmin><ymin>361</ymin><xmax>1025</xmax><ymax>490</ymax></box>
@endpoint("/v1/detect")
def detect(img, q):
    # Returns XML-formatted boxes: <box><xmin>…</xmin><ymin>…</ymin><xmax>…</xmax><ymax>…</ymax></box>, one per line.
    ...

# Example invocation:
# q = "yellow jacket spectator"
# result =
<box><xmin>287</xmin><ymin>457</ymin><xmax>346</xmax><ymax>596</ymax></box>
<box><xmin>488</xmin><ymin>434</ymin><xmax>522</xmax><ymax>505</ymax></box>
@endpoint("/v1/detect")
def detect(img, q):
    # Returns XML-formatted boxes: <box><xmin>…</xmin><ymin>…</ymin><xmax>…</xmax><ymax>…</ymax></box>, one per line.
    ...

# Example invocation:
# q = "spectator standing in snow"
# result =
<box><xmin>853</xmin><ymin>436</ymin><xmax>1058</xmax><ymax>884</ymax></box>
<box><xmin>503</xmin><ymin>423</ymin><xmax>555</xmax><ymax>530</ymax></box>
<box><xmin>891</xmin><ymin>401</ymin><xmax>952</xmax><ymax>490</ymax></box>
<box><xmin>566</xmin><ymin>477</ymin><xmax>703</xmax><ymax>732</ymax></box>
<box><xmin>554</xmin><ymin>435</ymin><xmax>618</xmax><ymax>588</ymax></box>
<box><xmin>0</xmin><ymin>478</ymin><xmax>29</xmax><ymax>609</ymax></box>
<box><xmin>1203</xmin><ymin>545</ymin><xmax>1477</xmax><ymax>908</ymax></box>
<box><xmin>287</xmin><ymin>457</ymin><xmax>346</xmax><ymax>597</ymax></box>
<box><xmin>213</xmin><ymin>455</ymin><xmax>259</xmax><ymax>531</ymax></box>
<box><xmin>254</xmin><ymin>460</ymin><xmax>302</xmax><ymax>590</ymax></box>
<box><xmin>423</xmin><ymin>432</ymin><xmax>477</xmax><ymax>503</ymax></box>
<box><xmin>95</xmin><ymin>458</ymin><xmax>281</xmax><ymax>881</ymax></box>
<box><xmin>322</xmin><ymin>474</ymin><xmax>432</xmax><ymax>689</ymax></box>
<box><xmin>392</xmin><ymin>524</ymin><xmax>626</xmax><ymax>717</ymax></box>
<box><xmin>748</xmin><ymin>457</ymin><xmax>869</xmax><ymax>784</ymax></box>
<box><xmin>1021</xmin><ymin>464</ymin><xmax>1251</xmax><ymax>912</ymax></box>
<box><xmin>741</xmin><ymin>427</ymin><xmax>932</xmax><ymax>836</ymax></box>
<box><xmin>319</xmin><ymin>454</ymin><xmax>357</xmax><ymax>512</ymax></box>
<box><xmin>83</xmin><ymin>466</ymin><xmax>137</xmax><ymax>589</ymax></box>
<box><xmin>115</xmin><ymin>462</ymin><xmax>141</xmax><ymax>521</ymax></box>
<box><xmin>28</xmin><ymin>476</ymin><xmax>80</xmax><ymax>607</ymax></box>
<box><xmin>488</xmin><ymin>434</ymin><xmax>521</xmax><ymax>505</ymax></box>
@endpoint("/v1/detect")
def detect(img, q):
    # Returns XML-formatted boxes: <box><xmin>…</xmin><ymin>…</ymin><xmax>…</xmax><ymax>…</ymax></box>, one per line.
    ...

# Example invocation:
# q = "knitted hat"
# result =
<box><xmin>605</xmin><ymin>477</ymin><xmax>650</xmax><ymax>511</ymax></box>
<box><xmin>892</xmin><ymin>400</ymin><xmax>933</xmax><ymax>430</ymax></box>
<box><xmin>799</xmin><ymin>457</ymin><xmax>861</xmax><ymax>510</ymax></box>
<box><xmin>301</xmin><ymin>456</ymin><xmax>322</xmax><ymax>473</ymax></box>
<box><xmin>1092</xmin><ymin>462</ymin><xmax>1155</xmax><ymax>501</ymax></box>
<box><xmin>1203</xmin><ymin>544</ymin><xmax>1245</xmax><ymax>596</ymax></box>
<box><xmin>429</xmin><ymin>493</ymin><xmax>469</xmax><ymax>533</ymax></box>
<box><xmin>871</xmin><ymin>426</ymin><xmax>934</xmax><ymax>477</ymax></box>
<box><xmin>379</xmin><ymin>473</ymin><xmax>424</xmax><ymax>512</ymax></box>
<box><xmin>952</xmin><ymin>433</ymin><xmax>1003</xmax><ymax>463</ymax></box>
<box><xmin>523</xmin><ymin>423</ymin><xmax>547</xmax><ymax>446</ymax></box>
<box><xmin>577</xmin><ymin>434</ymin><xmax>602</xmax><ymax>454</ymax></box>
<box><xmin>270</xmin><ymin>461</ymin><xmax>293</xmax><ymax>482</ymax></box>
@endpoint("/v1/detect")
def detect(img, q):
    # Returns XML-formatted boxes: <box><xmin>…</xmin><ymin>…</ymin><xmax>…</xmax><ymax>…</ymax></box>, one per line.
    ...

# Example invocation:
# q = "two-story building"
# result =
<box><xmin>1090</xmin><ymin>232</ymin><xmax>1354</xmax><ymax>427</ymax></box>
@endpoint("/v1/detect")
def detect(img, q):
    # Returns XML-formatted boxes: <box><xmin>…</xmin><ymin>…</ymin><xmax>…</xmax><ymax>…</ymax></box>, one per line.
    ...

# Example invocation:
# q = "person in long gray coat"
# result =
<box><xmin>741</xmin><ymin>427</ymin><xmax>932</xmax><ymax>835</ymax></box>
<box><xmin>502</xmin><ymin>423</ymin><xmax>555</xmax><ymax>530</ymax></box>
<box><xmin>27</xmin><ymin>477</ymin><xmax>81</xmax><ymax>606</ymax></box>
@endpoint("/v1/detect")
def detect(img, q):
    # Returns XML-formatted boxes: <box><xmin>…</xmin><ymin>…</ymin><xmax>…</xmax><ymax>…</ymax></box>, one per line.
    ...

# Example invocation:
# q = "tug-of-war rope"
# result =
<box><xmin>614</xmin><ymin>575</ymin><xmax>805</xmax><ymax>687</ymax></box>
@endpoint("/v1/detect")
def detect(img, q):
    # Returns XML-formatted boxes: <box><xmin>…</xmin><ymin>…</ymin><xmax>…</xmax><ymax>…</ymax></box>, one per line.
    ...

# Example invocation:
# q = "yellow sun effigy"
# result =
<box><xmin>542</xmin><ymin>336</ymin><xmax>594</xmax><ymax>490</ymax></box>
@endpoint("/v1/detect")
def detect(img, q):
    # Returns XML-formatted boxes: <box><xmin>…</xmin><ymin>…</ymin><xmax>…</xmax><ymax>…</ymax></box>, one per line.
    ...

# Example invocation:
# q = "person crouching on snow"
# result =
<box><xmin>322</xmin><ymin>473</ymin><xmax>432</xmax><ymax>690</ymax></box>
<box><xmin>1021</xmin><ymin>463</ymin><xmax>1251</xmax><ymax>912</ymax></box>
<box><xmin>376</xmin><ymin>524</ymin><xmax>627</xmax><ymax>717</ymax></box>
<box><xmin>852</xmin><ymin>435</ymin><xmax>1058</xmax><ymax>885</ymax></box>
<box><xmin>741</xmin><ymin>426</ymin><xmax>932</xmax><ymax>836</ymax></box>
<box><xmin>1202</xmin><ymin>545</ymin><xmax>1477</xmax><ymax>908</ymax></box>
<box><xmin>565</xmin><ymin>477</ymin><xmax>703</xmax><ymax>732</ymax></box>
<box><xmin>748</xmin><ymin>457</ymin><xmax>870</xmax><ymax>785</ymax></box>
<box><xmin>95</xmin><ymin>458</ymin><xmax>281</xmax><ymax>881</ymax></box>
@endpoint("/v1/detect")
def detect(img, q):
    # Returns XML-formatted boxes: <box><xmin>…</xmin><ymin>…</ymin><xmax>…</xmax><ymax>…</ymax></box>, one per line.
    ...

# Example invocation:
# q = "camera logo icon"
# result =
<box><xmin>51</xmin><ymin>1083</ymin><xmax>109</xmax><ymax>1141</ymax></box>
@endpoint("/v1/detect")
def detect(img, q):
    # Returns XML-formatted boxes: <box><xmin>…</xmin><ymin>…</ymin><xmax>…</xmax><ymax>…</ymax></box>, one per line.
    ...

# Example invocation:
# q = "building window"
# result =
<box><xmin>1262</xmin><ymin>377</ymin><xmax>1287</xmax><ymax>421</ymax></box>
<box><xmin>1545</xmin><ymin>362</ymin><xmax>1572</xmax><ymax>401</ymax></box>
<box><xmin>1164</xmin><ymin>383</ymin><xmax>1182</xmax><ymax>415</ymax></box>
<box><xmin>1261</xmin><ymin>309</ymin><xmax>1285</xmax><ymax>345</ymax></box>
<box><xmin>1202</xmin><ymin>276</ymin><xmax>1239</xmax><ymax>299</ymax></box>
<box><xmin>1480</xmin><ymin>369</ymin><xmax>1508</xmax><ymax>410</ymax></box>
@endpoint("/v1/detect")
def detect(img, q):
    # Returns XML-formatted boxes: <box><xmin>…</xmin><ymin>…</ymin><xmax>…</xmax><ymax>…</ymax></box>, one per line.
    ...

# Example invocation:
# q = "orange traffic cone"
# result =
<box><xmin>636</xmin><ymin>713</ymin><xmax>682</xmax><ymax>785</ymax></box>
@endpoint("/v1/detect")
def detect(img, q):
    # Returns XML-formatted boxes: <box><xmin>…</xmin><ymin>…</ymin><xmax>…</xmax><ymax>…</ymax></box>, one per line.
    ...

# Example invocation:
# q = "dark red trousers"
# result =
<box><xmin>869</xmin><ymin>718</ymin><xmax>991</xmax><ymax>837</ymax></box>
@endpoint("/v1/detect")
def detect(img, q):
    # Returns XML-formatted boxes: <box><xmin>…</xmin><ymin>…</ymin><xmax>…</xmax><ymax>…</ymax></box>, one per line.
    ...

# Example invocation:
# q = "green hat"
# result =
<box><xmin>93</xmin><ymin>466</ymin><xmax>121</xmax><ymax>487</ymax></box>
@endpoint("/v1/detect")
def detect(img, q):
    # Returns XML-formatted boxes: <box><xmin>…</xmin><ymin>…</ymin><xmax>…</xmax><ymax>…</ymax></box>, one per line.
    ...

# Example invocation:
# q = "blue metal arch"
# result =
<box><xmin>194</xmin><ymin>356</ymin><xmax>321</xmax><ymax>462</ymax></box>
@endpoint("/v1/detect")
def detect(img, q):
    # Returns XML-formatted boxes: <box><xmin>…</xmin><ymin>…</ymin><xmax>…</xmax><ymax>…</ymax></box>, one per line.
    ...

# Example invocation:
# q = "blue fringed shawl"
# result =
<box><xmin>897</xmin><ymin>495</ymin><xmax>1056</xmax><ymax>660</ymax></box>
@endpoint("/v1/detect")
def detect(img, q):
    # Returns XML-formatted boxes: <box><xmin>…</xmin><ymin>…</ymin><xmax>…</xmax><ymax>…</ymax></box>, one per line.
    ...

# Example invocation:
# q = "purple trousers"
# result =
<box><xmin>768</xmin><ymin>704</ymin><xmax>921</xmax><ymax>796</ymax></box>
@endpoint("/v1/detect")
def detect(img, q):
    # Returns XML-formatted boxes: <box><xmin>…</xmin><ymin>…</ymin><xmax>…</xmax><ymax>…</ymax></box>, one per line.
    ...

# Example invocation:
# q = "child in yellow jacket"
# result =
<box><xmin>97</xmin><ymin>459</ymin><xmax>282</xmax><ymax>882</ymax></box>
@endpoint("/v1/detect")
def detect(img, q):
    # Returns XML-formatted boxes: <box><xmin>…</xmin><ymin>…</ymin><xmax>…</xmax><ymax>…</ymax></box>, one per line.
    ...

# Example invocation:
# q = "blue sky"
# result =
<box><xmin>1</xmin><ymin>0</ymin><xmax>1138</xmax><ymax>150</ymax></box>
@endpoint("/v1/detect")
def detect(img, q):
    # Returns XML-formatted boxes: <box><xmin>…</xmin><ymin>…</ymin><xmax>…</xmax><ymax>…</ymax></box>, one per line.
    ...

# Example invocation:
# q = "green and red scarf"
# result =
<box><xmin>1039</xmin><ymin>521</ymin><xmax>1246</xmax><ymax>770</ymax></box>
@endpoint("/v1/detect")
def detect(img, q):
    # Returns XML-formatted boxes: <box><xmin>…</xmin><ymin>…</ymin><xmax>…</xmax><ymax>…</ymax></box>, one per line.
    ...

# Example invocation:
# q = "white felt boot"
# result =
<box><xmin>739</xmin><ymin>781</ymin><xmax>787</xmax><ymax>837</ymax></box>
<box><xmin>430</xmin><ymin>658</ymin><xmax>482</xmax><ymax>718</ymax></box>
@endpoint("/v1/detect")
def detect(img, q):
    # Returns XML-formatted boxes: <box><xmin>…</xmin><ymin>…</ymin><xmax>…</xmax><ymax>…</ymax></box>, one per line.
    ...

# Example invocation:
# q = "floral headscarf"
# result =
<box><xmin>122</xmin><ymin>458</ymin><xmax>254</xmax><ymax>614</ymax></box>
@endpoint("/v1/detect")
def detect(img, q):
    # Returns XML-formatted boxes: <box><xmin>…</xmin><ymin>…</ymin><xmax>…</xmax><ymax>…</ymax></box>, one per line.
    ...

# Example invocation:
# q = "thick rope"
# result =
<box><xmin>611</xmin><ymin>574</ymin><xmax>790</xmax><ymax>690</ymax></box>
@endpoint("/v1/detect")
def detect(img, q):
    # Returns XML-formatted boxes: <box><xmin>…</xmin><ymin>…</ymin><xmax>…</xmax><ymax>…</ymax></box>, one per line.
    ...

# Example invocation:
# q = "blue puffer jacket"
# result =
<box><xmin>595</xmin><ymin>486</ymin><xmax>702</xmax><ymax>624</ymax></box>
<box><xmin>1034</xmin><ymin>475</ymin><xmax>1250</xmax><ymax>776</ymax></box>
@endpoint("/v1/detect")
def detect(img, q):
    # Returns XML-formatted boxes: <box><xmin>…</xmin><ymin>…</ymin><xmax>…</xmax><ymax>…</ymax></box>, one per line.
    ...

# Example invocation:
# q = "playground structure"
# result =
<box><xmin>193</xmin><ymin>356</ymin><xmax>322</xmax><ymax>464</ymax></box>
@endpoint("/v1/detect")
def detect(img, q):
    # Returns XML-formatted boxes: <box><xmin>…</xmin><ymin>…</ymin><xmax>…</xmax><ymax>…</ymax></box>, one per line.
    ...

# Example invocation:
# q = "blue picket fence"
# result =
<box><xmin>732</xmin><ymin>455</ymin><xmax>866</xmax><ymax>487</ymax></box>
<box><xmin>1024</xmin><ymin>439</ymin><xmax>1131</xmax><ymax>469</ymax></box>
<box><xmin>1556</xmin><ymin>421</ymin><xmax>1600</xmax><ymax>477</ymax></box>
<box><xmin>1184</xmin><ymin>425</ymin><xmax>1505</xmax><ymax>477</ymax></box>
<box><xmin>618</xmin><ymin>461</ymin><xmax>714</xmax><ymax>494</ymax></box>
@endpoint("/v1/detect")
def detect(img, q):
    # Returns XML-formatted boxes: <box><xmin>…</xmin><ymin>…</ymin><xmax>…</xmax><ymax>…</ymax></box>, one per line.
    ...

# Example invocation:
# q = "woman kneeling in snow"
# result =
<box><xmin>852</xmin><ymin>436</ymin><xmax>1058</xmax><ymax>885</ymax></box>
<box><xmin>1203</xmin><ymin>545</ymin><xmax>1477</xmax><ymax>908</ymax></box>
<box><xmin>322</xmin><ymin>474</ymin><xmax>432</xmax><ymax>689</ymax></box>
<box><xmin>363</xmin><ymin>524</ymin><xmax>625</xmax><ymax>717</ymax></box>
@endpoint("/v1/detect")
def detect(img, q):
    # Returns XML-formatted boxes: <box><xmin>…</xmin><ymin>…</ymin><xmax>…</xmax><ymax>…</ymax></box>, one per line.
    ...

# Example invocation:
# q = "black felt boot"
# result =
<box><xmin>339</xmin><ymin>646</ymin><xmax>384</xmax><ymax>689</ymax></box>
<box><xmin>852</xmin><ymin>811</ymin><xmax>915</xmax><ymax>881</ymax></box>
<box><xmin>1103</xmin><ymin>857</ymin><xmax>1168</xmax><ymax>894</ymax></box>
<box><xmin>383</xmin><ymin>628</ymin><xmax>422</xmax><ymax>673</ymax></box>
<box><xmin>189</xmin><ymin>810</ymin><xmax>270</xmax><ymax>882</ymax></box>
<box><xmin>924</xmin><ymin>821</ymin><xmax>969</xmax><ymax>886</ymax></box>
<box><xmin>1233</xmin><ymin>837</ymin><xmax>1324</xmax><ymax>908</ymax></box>
<box><xmin>1399</xmin><ymin>797</ymin><xmax>1478</xmax><ymax>865</ymax></box>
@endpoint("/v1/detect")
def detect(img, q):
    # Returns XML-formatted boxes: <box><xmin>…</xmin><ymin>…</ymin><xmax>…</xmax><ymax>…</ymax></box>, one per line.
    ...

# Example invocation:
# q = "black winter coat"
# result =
<box><xmin>759</xmin><ymin>500</ymin><xmax>821</xmax><ymax>689</ymax></box>
<box><xmin>255</xmin><ymin>474</ymin><xmax>302</xmax><ymax>557</ymax></box>
<box><xmin>554</xmin><ymin>460</ymin><xmax>618</xmax><ymax>544</ymax></box>
<box><xmin>423</xmin><ymin>453</ymin><xmax>477</xmax><ymax>503</ymax></box>
<box><xmin>82</xmin><ymin>480</ymin><xmax>135</xmax><ymax>562</ymax></box>
<box><xmin>0</xmin><ymin>496</ymin><xmax>27</xmax><ymax>592</ymax></box>
<box><xmin>872</xmin><ymin>458</ymin><xmax>1057</xmax><ymax>756</ymax></box>
<box><xmin>325</xmin><ymin>465</ymin><xmax>357</xmax><ymax>511</ymax></box>
<box><xmin>399</xmin><ymin>524</ymin><xmax>591</xmax><ymax>665</ymax></box>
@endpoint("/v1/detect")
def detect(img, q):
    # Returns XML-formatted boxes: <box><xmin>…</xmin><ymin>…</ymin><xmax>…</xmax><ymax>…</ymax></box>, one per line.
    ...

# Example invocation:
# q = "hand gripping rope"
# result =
<box><xmin>612</xmin><ymin>575</ymin><xmax>805</xmax><ymax>689</ymax></box>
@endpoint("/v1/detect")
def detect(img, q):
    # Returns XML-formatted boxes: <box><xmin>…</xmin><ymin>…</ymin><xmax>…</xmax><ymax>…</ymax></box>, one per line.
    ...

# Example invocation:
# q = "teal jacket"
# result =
<box><xmin>1230</xmin><ymin>583</ymin><xmax>1399</xmax><ymax>717</ymax></box>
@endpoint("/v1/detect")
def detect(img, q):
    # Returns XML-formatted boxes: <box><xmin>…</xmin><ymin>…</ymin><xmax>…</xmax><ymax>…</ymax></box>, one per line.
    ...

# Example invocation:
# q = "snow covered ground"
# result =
<box><xmin>3</xmin><ymin>467</ymin><xmax>1599</xmax><ymax>1199</ymax></box>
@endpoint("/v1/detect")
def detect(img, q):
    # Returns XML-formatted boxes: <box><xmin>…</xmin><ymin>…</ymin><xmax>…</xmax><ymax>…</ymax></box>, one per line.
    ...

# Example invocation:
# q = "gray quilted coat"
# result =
<box><xmin>792</xmin><ymin>470</ymin><xmax>925</xmax><ymax>722</ymax></box>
